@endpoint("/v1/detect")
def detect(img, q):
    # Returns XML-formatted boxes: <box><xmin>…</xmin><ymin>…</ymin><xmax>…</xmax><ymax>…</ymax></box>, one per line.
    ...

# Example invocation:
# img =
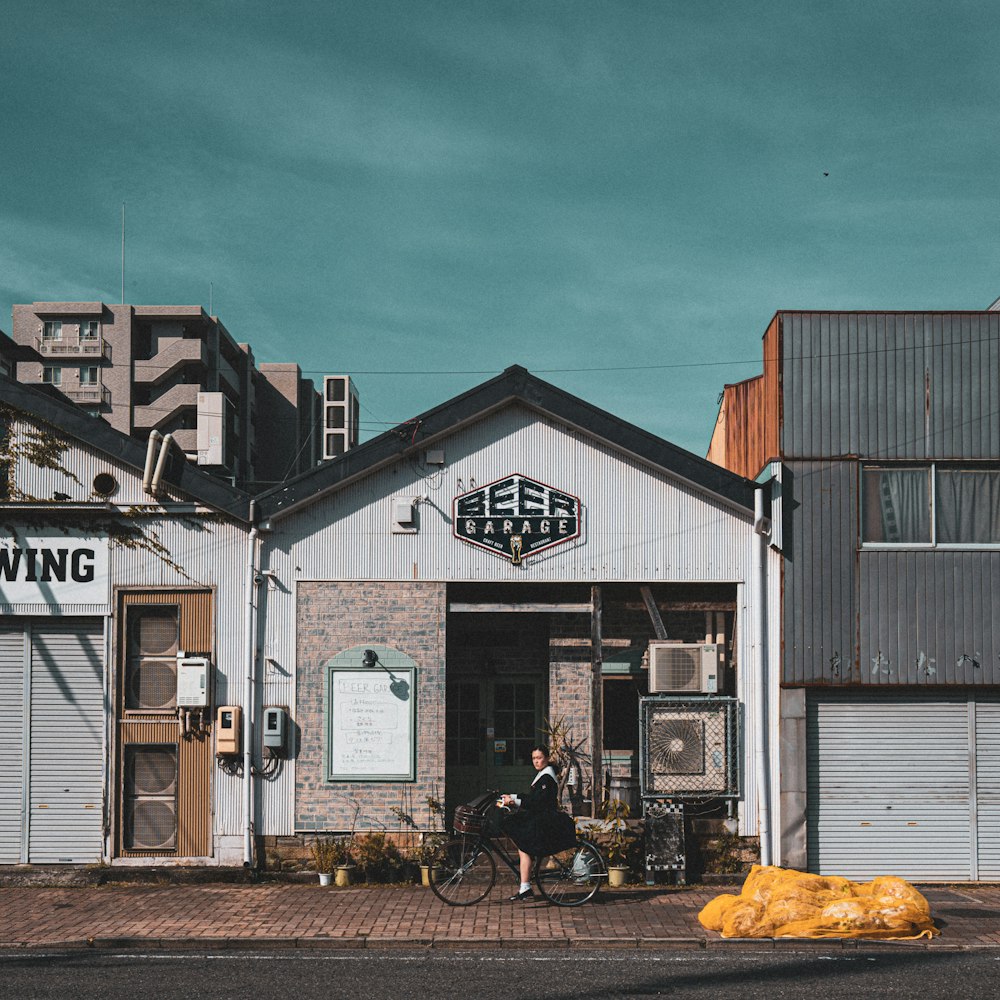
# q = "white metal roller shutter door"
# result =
<box><xmin>28</xmin><ymin>621</ymin><xmax>105</xmax><ymax>863</ymax></box>
<box><xmin>807</xmin><ymin>692</ymin><xmax>972</xmax><ymax>881</ymax></box>
<box><xmin>0</xmin><ymin>628</ymin><xmax>26</xmax><ymax>864</ymax></box>
<box><xmin>976</xmin><ymin>698</ymin><xmax>1000</xmax><ymax>879</ymax></box>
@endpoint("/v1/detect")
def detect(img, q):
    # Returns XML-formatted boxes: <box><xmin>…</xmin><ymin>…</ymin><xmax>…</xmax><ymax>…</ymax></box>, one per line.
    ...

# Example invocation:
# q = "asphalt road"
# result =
<box><xmin>2</xmin><ymin>949</ymin><xmax>999</xmax><ymax>1000</ymax></box>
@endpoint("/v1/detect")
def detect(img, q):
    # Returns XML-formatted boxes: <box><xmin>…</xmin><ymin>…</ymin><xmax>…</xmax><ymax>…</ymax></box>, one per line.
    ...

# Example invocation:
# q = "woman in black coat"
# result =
<box><xmin>498</xmin><ymin>745</ymin><xmax>561</xmax><ymax>901</ymax></box>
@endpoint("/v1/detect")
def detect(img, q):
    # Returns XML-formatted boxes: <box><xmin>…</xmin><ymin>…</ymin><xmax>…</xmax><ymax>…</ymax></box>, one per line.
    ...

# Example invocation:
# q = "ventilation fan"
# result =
<box><xmin>126</xmin><ymin>658</ymin><xmax>177</xmax><ymax>710</ymax></box>
<box><xmin>129</xmin><ymin>746</ymin><xmax>177</xmax><ymax>797</ymax></box>
<box><xmin>128</xmin><ymin>608</ymin><xmax>178</xmax><ymax>656</ymax></box>
<box><xmin>648</xmin><ymin>716</ymin><xmax>706</xmax><ymax>775</ymax></box>
<box><xmin>123</xmin><ymin>745</ymin><xmax>178</xmax><ymax>852</ymax></box>
<box><xmin>125</xmin><ymin>799</ymin><xmax>177</xmax><ymax>851</ymax></box>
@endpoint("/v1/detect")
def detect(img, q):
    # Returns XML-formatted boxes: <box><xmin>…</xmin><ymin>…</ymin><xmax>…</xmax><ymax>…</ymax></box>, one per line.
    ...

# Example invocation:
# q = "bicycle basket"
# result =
<box><xmin>453</xmin><ymin>805</ymin><xmax>484</xmax><ymax>835</ymax></box>
<box><xmin>452</xmin><ymin>791</ymin><xmax>498</xmax><ymax>835</ymax></box>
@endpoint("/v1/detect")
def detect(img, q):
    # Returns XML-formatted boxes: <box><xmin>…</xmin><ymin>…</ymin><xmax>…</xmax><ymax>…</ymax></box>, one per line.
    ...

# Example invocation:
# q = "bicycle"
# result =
<box><xmin>428</xmin><ymin>791</ymin><xmax>606</xmax><ymax>907</ymax></box>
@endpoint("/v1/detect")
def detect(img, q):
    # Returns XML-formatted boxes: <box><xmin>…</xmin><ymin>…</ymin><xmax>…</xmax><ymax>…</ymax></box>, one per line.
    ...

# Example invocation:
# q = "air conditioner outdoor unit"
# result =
<box><xmin>648</xmin><ymin>642</ymin><xmax>720</xmax><ymax>694</ymax></box>
<box><xmin>641</xmin><ymin>702</ymin><xmax>735</xmax><ymax>796</ymax></box>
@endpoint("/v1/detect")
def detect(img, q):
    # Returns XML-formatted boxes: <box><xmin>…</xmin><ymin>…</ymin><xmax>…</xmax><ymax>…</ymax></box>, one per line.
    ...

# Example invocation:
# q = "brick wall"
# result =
<box><xmin>295</xmin><ymin>580</ymin><xmax>446</xmax><ymax>832</ymax></box>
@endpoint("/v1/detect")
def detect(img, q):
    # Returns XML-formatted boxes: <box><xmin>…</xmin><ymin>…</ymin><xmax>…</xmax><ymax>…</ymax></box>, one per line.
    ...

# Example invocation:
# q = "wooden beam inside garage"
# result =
<box><xmin>448</xmin><ymin>602</ymin><xmax>592</xmax><ymax>613</ymax></box>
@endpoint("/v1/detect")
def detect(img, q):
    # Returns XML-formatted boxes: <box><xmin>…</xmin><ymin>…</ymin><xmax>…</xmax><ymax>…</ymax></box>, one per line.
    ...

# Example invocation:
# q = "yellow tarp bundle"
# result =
<box><xmin>698</xmin><ymin>865</ymin><xmax>938</xmax><ymax>940</ymax></box>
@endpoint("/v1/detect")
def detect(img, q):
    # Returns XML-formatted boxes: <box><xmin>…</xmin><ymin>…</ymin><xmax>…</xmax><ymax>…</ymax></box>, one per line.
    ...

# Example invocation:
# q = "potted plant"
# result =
<box><xmin>354</xmin><ymin>831</ymin><xmax>404</xmax><ymax>883</ymax></box>
<box><xmin>311</xmin><ymin>836</ymin><xmax>354</xmax><ymax>886</ymax></box>
<box><xmin>600</xmin><ymin>797</ymin><xmax>635</xmax><ymax>888</ymax></box>
<box><xmin>392</xmin><ymin>792</ymin><xmax>446</xmax><ymax>886</ymax></box>
<box><xmin>416</xmin><ymin>795</ymin><xmax>446</xmax><ymax>886</ymax></box>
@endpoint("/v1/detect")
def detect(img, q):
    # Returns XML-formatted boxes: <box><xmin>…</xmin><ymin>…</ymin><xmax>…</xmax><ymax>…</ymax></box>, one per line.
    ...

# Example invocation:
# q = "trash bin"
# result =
<box><xmin>607</xmin><ymin>775</ymin><xmax>640</xmax><ymax>814</ymax></box>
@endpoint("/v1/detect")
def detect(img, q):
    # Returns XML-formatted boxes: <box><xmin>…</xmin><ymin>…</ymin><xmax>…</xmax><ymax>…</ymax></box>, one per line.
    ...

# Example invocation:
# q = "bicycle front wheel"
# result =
<box><xmin>429</xmin><ymin>836</ymin><xmax>497</xmax><ymax>906</ymax></box>
<box><xmin>534</xmin><ymin>838</ymin><xmax>605</xmax><ymax>906</ymax></box>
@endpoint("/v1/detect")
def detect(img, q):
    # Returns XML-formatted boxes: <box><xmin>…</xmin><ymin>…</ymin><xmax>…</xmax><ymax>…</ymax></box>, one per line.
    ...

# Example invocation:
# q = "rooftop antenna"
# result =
<box><xmin>120</xmin><ymin>201</ymin><xmax>126</xmax><ymax>304</ymax></box>
<box><xmin>210</xmin><ymin>281</ymin><xmax>213</xmax><ymax>316</ymax></box>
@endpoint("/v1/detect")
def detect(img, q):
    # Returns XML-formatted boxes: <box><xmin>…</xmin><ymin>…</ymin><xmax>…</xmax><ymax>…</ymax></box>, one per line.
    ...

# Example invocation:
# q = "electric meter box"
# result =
<box><xmin>216</xmin><ymin>705</ymin><xmax>242</xmax><ymax>755</ymax></box>
<box><xmin>262</xmin><ymin>705</ymin><xmax>288</xmax><ymax>755</ymax></box>
<box><xmin>177</xmin><ymin>655</ymin><xmax>210</xmax><ymax>707</ymax></box>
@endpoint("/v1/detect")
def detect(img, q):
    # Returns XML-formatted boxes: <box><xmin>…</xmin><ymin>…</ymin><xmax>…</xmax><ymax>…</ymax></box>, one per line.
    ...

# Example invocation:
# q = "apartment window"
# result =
<box><xmin>42</xmin><ymin>366</ymin><xmax>62</xmax><ymax>385</ymax></box>
<box><xmin>862</xmin><ymin>465</ymin><xmax>1000</xmax><ymax>546</ymax></box>
<box><xmin>80</xmin><ymin>366</ymin><xmax>98</xmax><ymax>385</ymax></box>
<box><xmin>326</xmin><ymin>407</ymin><xmax>345</xmax><ymax>429</ymax></box>
<box><xmin>42</xmin><ymin>321</ymin><xmax>62</xmax><ymax>340</ymax></box>
<box><xmin>80</xmin><ymin>320</ymin><xmax>99</xmax><ymax>340</ymax></box>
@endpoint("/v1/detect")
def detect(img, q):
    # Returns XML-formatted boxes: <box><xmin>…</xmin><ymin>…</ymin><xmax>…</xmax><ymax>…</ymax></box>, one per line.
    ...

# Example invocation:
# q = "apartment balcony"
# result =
<box><xmin>62</xmin><ymin>384</ymin><xmax>112</xmax><ymax>406</ymax></box>
<box><xmin>169</xmin><ymin>428</ymin><xmax>198</xmax><ymax>454</ymax></box>
<box><xmin>36</xmin><ymin>336</ymin><xmax>112</xmax><ymax>361</ymax></box>
<box><xmin>134</xmin><ymin>339</ymin><xmax>209</xmax><ymax>386</ymax></box>
<box><xmin>132</xmin><ymin>383</ymin><xmax>199</xmax><ymax>430</ymax></box>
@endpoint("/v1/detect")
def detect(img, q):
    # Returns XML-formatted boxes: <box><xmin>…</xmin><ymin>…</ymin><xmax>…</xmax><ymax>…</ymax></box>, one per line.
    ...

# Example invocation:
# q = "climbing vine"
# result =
<box><xmin>0</xmin><ymin>404</ymin><xmax>230</xmax><ymax>580</ymax></box>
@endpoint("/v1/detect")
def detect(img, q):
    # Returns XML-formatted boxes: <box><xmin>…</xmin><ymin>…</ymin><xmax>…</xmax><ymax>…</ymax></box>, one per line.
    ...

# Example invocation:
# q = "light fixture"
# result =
<box><xmin>361</xmin><ymin>648</ymin><xmax>410</xmax><ymax>700</ymax></box>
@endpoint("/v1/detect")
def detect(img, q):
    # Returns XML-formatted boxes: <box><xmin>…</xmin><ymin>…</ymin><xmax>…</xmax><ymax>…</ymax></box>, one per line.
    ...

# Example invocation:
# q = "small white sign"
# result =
<box><xmin>328</xmin><ymin>666</ymin><xmax>416</xmax><ymax>780</ymax></box>
<box><xmin>0</xmin><ymin>532</ymin><xmax>110</xmax><ymax>607</ymax></box>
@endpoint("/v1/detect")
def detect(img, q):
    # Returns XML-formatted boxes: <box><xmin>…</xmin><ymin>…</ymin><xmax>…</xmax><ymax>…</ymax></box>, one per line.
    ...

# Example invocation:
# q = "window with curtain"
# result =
<box><xmin>936</xmin><ymin>468</ymin><xmax>1000</xmax><ymax>544</ymax></box>
<box><xmin>862</xmin><ymin>467</ymin><xmax>931</xmax><ymax>543</ymax></box>
<box><xmin>863</xmin><ymin>465</ymin><xmax>1000</xmax><ymax>545</ymax></box>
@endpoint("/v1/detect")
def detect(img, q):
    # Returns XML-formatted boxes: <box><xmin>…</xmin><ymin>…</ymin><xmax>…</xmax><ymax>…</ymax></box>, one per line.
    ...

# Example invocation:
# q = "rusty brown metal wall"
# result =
<box><xmin>707</xmin><ymin>315</ymin><xmax>781</xmax><ymax>479</ymax></box>
<box><xmin>116</xmin><ymin>590</ymin><xmax>214</xmax><ymax>858</ymax></box>
<box><xmin>118</xmin><ymin>590</ymin><xmax>215</xmax><ymax>653</ymax></box>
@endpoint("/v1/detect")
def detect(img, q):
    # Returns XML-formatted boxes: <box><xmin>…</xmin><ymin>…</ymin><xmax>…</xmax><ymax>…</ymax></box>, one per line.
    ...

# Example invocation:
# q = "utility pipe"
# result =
<box><xmin>753</xmin><ymin>485</ymin><xmax>772</xmax><ymax>866</ymax></box>
<box><xmin>149</xmin><ymin>432</ymin><xmax>174</xmax><ymax>498</ymax></box>
<box><xmin>243</xmin><ymin>500</ymin><xmax>260</xmax><ymax>868</ymax></box>
<box><xmin>142</xmin><ymin>429</ymin><xmax>162</xmax><ymax>494</ymax></box>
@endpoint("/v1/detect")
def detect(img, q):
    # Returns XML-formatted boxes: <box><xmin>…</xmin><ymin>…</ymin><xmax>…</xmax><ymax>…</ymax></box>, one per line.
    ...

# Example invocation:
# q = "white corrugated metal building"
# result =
<box><xmin>1</xmin><ymin>379</ymin><xmax>253</xmax><ymax>865</ymax></box>
<box><xmin>254</xmin><ymin>367</ymin><xmax>783</xmax><ymax>863</ymax></box>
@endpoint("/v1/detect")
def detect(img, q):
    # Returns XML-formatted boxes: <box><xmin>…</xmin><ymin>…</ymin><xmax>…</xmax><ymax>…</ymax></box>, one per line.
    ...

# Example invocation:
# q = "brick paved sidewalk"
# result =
<box><xmin>0</xmin><ymin>883</ymin><xmax>997</xmax><ymax>951</ymax></box>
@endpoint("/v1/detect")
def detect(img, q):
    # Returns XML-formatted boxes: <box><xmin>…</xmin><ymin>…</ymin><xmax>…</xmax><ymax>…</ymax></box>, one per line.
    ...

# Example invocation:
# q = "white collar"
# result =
<box><xmin>532</xmin><ymin>765</ymin><xmax>557</xmax><ymax>785</ymax></box>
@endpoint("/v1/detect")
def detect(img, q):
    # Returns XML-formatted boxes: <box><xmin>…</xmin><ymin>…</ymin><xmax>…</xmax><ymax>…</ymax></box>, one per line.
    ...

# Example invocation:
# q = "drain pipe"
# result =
<box><xmin>149</xmin><ymin>433</ymin><xmax>175</xmax><ymax>498</ymax></box>
<box><xmin>753</xmin><ymin>484</ymin><xmax>773</xmax><ymax>867</ymax></box>
<box><xmin>243</xmin><ymin>500</ymin><xmax>260</xmax><ymax>868</ymax></box>
<box><xmin>142</xmin><ymin>429</ymin><xmax>163</xmax><ymax>494</ymax></box>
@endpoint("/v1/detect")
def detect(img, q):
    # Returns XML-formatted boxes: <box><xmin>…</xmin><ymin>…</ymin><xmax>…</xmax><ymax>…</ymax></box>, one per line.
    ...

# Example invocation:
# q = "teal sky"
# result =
<box><xmin>2</xmin><ymin>1</ymin><xmax>998</xmax><ymax>455</ymax></box>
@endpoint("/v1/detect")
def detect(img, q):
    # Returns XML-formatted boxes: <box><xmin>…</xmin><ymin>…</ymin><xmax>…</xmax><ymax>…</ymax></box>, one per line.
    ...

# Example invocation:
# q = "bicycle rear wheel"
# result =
<box><xmin>534</xmin><ymin>838</ymin><xmax>604</xmax><ymax>906</ymax></box>
<box><xmin>429</xmin><ymin>836</ymin><xmax>497</xmax><ymax>906</ymax></box>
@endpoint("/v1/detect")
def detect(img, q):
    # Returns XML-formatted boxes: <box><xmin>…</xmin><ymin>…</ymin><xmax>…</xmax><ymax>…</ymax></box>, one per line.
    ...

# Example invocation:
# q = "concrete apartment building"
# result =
<box><xmin>10</xmin><ymin>301</ymin><xmax>344</xmax><ymax>490</ymax></box>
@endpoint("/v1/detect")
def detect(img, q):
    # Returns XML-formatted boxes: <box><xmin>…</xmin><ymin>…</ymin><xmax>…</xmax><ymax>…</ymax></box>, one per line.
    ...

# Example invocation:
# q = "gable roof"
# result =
<box><xmin>1</xmin><ymin>375</ymin><xmax>251</xmax><ymax>520</ymax></box>
<box><xmin>256</xmin><ymin>365</ymin><xmax>755</xmax><ymax>520</ymax></box>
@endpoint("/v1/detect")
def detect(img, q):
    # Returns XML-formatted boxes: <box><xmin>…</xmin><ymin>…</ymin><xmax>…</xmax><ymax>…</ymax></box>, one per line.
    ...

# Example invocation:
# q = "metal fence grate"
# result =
<box><xmin>639</xmin><ymin>697</ymin><xmax>739</xmax><ymax>798</ymax></box>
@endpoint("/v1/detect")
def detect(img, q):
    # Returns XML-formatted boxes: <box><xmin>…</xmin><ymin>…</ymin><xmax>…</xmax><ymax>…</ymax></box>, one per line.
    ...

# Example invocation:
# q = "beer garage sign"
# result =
<box><xmin>453</xmin><ymin>474</ymin><xmax>581</xmax><ymax>564</ymax></box>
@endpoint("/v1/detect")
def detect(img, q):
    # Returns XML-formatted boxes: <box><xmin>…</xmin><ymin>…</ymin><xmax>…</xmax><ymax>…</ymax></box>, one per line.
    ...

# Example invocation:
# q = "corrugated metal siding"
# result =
<box><xmin>783</xmin><ymin>461</ymin><xmax>858</xmax><ymax>685</ymax></box>
<box><xmin>265</xmin><ymin>404</ymin><xmax>774</xmax><ymax>842</ymax></box>
<box><xmin>117</xmin><ymin>592</ymin><xmax>215</xmax><ymax>857</ymax></box>
<box><xmin>781</xmin><ymin>312</ymin><xmax>1000</xmax><ymax>460</ymax></box>
<box><xmin>109</xmin><ymin>518</ymin><xmax>254</xmax><ymax>836</ymax></box>
<box><xmin>119</xmin><ymin>590</ymin><xmax>214</xmax><ymax>653</ymax></box>
<box><xmin>8</xmin><ymin>416</ymin><xmax>188</xmax><ymax>507</ymax></box>
<box><xmin>28</xmin><ymin>620</ymin><xmax>104</xmax><ymax>864</ymax></box>
<box><xmin>707</xmin><ymin>315</ymin><xmax>782</xmax><ymax>480</ymax></box>
<box><xmin>277</xmin><ymin>408</ymin><xmax>755</xmax><ymax>583</ymax></box>
<box><xmin>808</xmin><ymin>692</ymin><xmax>973</xmax><ymax>880</ymax></box>
<box><xmin>859</xmin><ymin>551</ymin><xmax>1000</xmax><ymax>686</ymax></box>
<box><xmin>118</xmin><ymin>720</ymin><xmax>212</xmax><ymax>857</ymax></box>
<box><xmin>0</xmin><ymin>629</ymin><xmax>26</xmax><ymax>863</ymax></box>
